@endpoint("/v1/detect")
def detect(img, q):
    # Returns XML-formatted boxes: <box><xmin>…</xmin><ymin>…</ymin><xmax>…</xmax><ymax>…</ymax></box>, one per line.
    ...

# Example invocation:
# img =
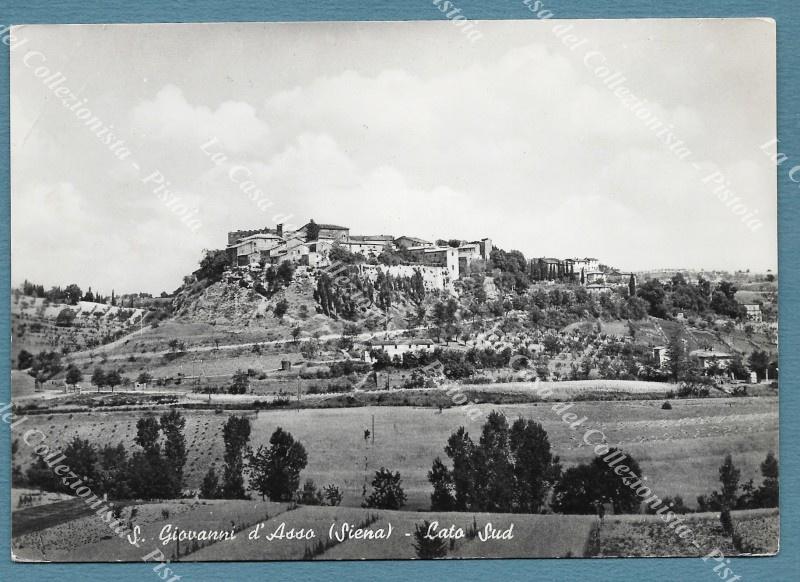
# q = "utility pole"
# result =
<box><xmin>371</xmin><ymin>414</ymin><xmax>375</xmax><ymax>445</ymax></box>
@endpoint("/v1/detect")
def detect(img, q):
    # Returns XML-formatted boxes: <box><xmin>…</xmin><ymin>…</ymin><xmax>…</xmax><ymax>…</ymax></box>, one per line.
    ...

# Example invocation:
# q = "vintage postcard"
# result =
<box><xmin>8</xmin><ymin>18</ymin><xmax>777</xmax><ymax>567</ymax></box>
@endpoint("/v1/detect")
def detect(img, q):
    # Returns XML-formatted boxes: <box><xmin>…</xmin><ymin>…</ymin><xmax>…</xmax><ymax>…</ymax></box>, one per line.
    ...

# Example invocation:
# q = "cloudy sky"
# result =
<box><xmin>11</xmin><ymin>19</ymin><xmax>776</xmax><ymax>295</ymax></box>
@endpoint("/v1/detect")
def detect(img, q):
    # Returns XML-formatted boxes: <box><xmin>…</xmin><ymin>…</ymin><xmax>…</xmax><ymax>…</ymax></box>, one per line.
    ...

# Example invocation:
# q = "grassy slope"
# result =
<box><xmin>12</xmin><ymin>499</ymin><xmax>286</xmax><ymax>562</ymax></box>
<box><xmin>593</xmin><ymin>508</ymin><xmax>779</xmax><ymax>557</ymax></box>
<box><xmin>13</xmin><ymin>397</ymin><xmax>778</xmax><ymax>511</ymax></box>
<box><xmin>15</xmin><ymin>501</ymin><xmax>775</xmax><ymax>561</ymax></box>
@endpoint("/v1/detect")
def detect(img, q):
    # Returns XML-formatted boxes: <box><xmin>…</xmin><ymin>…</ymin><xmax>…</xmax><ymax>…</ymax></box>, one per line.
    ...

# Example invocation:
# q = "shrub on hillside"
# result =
<box><xmin>413</xmin><ymin>520</ymin><xmax>448</xmax><ymax>559</ymax></box>
<box><xmin>363</xmin><ymin>467</ymin><xmax>407</xmax><ymax>510</ymax></box>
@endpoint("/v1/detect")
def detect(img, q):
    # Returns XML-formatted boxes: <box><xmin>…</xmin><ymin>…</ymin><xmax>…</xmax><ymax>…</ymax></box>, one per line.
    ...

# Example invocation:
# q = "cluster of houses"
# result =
<box><xmin>528</xmin><ymin>257</ymin><xmax>638</xmax><ymax>294</ymax></box>
<box><xmin>224</xmin><ymin>220</ymin><xmax>493</xmax><ymax>280</ymax></box>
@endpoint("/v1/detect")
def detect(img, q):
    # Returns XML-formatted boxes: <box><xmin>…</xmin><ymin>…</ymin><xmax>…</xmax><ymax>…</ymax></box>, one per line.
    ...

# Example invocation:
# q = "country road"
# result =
<box><xmin>65</xmin><ymin>325</ymin><xmax>436</xmax><ymax>364</ymax></box>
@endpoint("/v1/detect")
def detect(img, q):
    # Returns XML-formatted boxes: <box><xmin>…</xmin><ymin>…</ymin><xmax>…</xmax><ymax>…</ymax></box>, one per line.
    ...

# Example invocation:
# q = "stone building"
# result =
<box><xmin>407</xmin><ymin>246</ymin><xmax>460</xmax><ymax>279</ymax></box>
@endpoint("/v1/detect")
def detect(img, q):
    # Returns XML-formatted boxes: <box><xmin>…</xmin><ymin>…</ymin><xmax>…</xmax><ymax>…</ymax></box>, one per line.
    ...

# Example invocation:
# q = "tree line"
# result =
<box><xmin>427</xmin><ymin>411</ymin><xmax>779</xmax><ymax>516</ymax></box>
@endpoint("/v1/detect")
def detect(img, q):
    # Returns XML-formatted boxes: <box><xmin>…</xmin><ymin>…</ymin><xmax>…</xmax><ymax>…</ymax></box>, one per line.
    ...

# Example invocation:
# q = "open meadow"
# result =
<box><xmin>12</xmin><ymin>395</ymin><xmax>778</xmax><ymax>511</ymax></box>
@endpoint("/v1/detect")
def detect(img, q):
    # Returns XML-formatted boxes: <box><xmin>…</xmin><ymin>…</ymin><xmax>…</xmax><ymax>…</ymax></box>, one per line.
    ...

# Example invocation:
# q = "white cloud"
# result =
<box><xmin>10</xmin><ymin>20</ymin><xmax>777</xmax><ymax>293</ymax></box>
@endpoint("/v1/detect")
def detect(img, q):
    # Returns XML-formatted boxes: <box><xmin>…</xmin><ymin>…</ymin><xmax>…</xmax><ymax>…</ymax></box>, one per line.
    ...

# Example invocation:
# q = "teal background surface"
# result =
<box><xmin>1</xmin><ymin>1</ymin><xmax>797</xmax><ymax>580</ymax></box>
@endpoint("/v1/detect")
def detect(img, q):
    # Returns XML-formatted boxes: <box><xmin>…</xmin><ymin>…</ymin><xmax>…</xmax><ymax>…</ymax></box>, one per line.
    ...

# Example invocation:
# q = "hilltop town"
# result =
<box><xmin>12</xmin><ymin>217</ymin><xmax>778</xmax><ymax>398</ymax></box>
<box><xmin>222</xmin><ymin>219</ymin><xmax>605</xmax><ymax>289</ymax></box>
<box><xmin>9</xmin><ymin>218</ymin><xmax>780</xmax><ymax>561</ymax></box>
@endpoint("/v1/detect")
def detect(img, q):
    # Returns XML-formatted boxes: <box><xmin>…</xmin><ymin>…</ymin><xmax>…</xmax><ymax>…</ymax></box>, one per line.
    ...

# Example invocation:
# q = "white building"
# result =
<box><xmin>368</xmin><ymin>338</ymin><xmax>435</xmax><ymax>359</ymax></box>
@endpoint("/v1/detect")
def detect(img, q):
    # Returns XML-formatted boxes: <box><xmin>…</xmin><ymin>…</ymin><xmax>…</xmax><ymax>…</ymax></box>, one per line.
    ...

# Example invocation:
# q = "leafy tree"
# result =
<box><xmin>710</xmin><ymin>281</ymin><xmax>744</xmax><ymax>319</ymax></box>
<box><xmin>329</xmin><ymin>243</ymin><xmax>361</xmax><ymax>264</ymax></box>
<box><xmin>621</xmin><ymin>296</ymin><xmax>649</xmax><ymax>320</ymax></box>
<box><xmin>719</xmin><ymin>454</ymin><xmax>740</xmax><ymax>510</ymax></box>
<box><xmin>91</xmin><ymin>367</ymin><xmax>106</xmax><ymax>391</ymax></box>
<box><xmin>221</xmin><ymin>416</ymin><xmax>251</xmax><ymax>499</ymax></box>
<box><xmin>431</xmin><ymin>413</ymin><xmax>560</xmax><ymax>514</ymax></box>
<box><xmin>323</xmin><ymin>484</ymin><xmax>343</xmax><ymax>506</ymax></box>
<box><xmin>197</xmin><ymin>249</ymin><xmax>229</xmax><ymax>282</ymax></box>
<box><xmin>17</xmin><ymin>349</ymin><xmax>33</xmax><ymax>370</ymax></box>
<box><xmin>28</xmin><ymin>351</ymin><xmax>63</xmax><ymax>381</ymax></box>
<box><xmin>306</xmin><ymin>219</ymin><xmax>321</xmax><ymax>242</ymax></box>
<box><xmin>300</xmin><ymin>338</ymin><xmax>321</xmax><ymax>360</ymax></box>
<box><xmin>550</xmin><ymin>463</ymin><xmax>597</xmax><ymax>514</ymax></box>
<box><xmin>135</xmin><ymin>416</ymin><xmax>161</xmax><ymax>455</ymax></box>
<box><xmin>727</xmin><ymin>355</ymin><xmax>750</xmax><ymax>381</ymax></box>
<box><xmin>551</xmin><ymin>448</ymin><xmax>644</xmax><ymax>514</ymax></box>
<box><xmin>200</xmin><ymin>465</ymin><xmax>221</xmax><ymax>499</ymax></box>
<box><xmin>363</xmin><ymin>467</ymin><xmax>407</xmax><ymax>510</ymax></box>
<box><xmin>756</xmin><ymin>452</ymin><xmax>778</xmax><ymax>508</ymax></box>
<box><xmin>444</xmin><ymin>426</ymin><xmax>477</xmax><ymax>510</ymax></box>
<box><xmin>720</xmin><ymin>507</ymin><xmax>733</xmax><ymax>536</ymax></box>
<box><xmin>699</xmin><ymin>452</ymin><xmax>777</xmax><ymax>511</ymax></box>
<box><xmin>127</xmin><ymin>448</ymin><xmax>172</xmax><ymax>500</ymax></box>
<box><xmin>276</xmin><ymin>260</ymin><xmax>295</xmax><ymax>287</ymax></box>
<box><xmin>64</xmin><ymin>283</ymin><xmax>83</xmax><ymax>305</ymax></box>
<box><xmin>297</xmin><ymin>479</ymin><xmax>324</xmax><ymax>505</ymax></box>
<box><xmin>543</xmin><ymin>335</ymin><xmax>561</xmax><ymax>356</ymax></box>
<box><xmin>589</xmin><ymin>448</ymin><xmax>643</xmax><ymax>514</ymax></box>
<box><xmin>55</xmin><ymin>308</ymin><xmax>77</xmax><ymax>327</ymax></box>
<box><xmin>27</xmin><ymin>437</ymin><xmax>99</xmax><ymax>494</ymax></box>
<box><xmin>666</xmin><ymin>335</ymin><xmax>688</xmax><ymax>381</ymax></box>
<box><xmin>413</xmin><ymin>520</ymin><xmax>448</xmax><ymax>559</ymax></box>
<box><xmin>509</xmin><ymin>418</ymin><xmax>562</xmax><ymax>513</ymax></box>
<box><xmin>747</xmin><ymin>350</ymin><xmax>770</xmax><ymax>381</ymax></box>
<box><xmin>136</xmin><ymin>372</ymin><xmax>153</xmax><ymax>385</ymax></box>
<box><xmin>62</xmin><ymin>437</ymin><xmax>99</xmax><ymax>491</ymax></box>
<box><xmin>230</xmin><ymin>369</ymin><xmax>250</xmax><ymax>394</ymax></box>
<box><xmin>65</xmin><ymin>364</ymin><xmax>83</xmax><ymax>388</ymax></box>
<box><xmin>432</xmin><ymin>299</ymin><xmax>459</xmax><ymax>342</ymax></box>
<box><xmin>160</xmin><ymin>409</ymin><xmax>187</xmax><ymax>497</ymax></box>
<box><xmin>248</xmin><ymin>427</ymin><xmax>308</xmax><ymax>501</ymax></box>
<box><xmin>97</xmin><ymin>442</ymin><xmax>132</xmax><ymax>499</ymax></box>
<box><xmin>105</xmin><ymin>369</ymin><xmax>123</xmax><ymax>392</ymax></box>
<box><xmin>274</xmin><ymin>299</ymin><xmax>289</xmax><ymax>321</ymax></box>
<box><xmin>473</xmin><ymin>412</ymin><xmax>515</xmax><ymax>512</ymax></box>
<box><xmin>410</xmin><ymin>270</ymin><xmax>426</xmax><ymax>304</ymax></box>
<box><xmin>637</xmin><ymin>280</ymin><xmax>668</xmax><ymax>318</ymax></box>
<box><xmin>428</xmin><ymin>457</ymin><xmax>455</xmax><ymax>511</ymax></box>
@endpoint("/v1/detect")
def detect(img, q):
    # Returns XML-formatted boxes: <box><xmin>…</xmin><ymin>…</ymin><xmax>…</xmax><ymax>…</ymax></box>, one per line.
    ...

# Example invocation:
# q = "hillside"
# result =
<box><xmin>11</xmin><ymin>294</ymin><xmax>144</xmax><ymax>360</ymax></box>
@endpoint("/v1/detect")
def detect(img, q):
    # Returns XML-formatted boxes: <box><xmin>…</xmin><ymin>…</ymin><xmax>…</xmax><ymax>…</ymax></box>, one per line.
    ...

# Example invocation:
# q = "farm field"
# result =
<box><xmin>12</xmin><ymin>499</ymin><xmax>286</xmax><ymax>562</ymax></box>
<box><xmin>319</xmin><ymin>510</ymin><xmax>595</xmax><ymax>559</ymax></box>
<box><xmin>592</xmin><ymin>508</ymin><xmax>779</xmax><ymax>557</ymax></box>
<box><xmin>460</xmin><ymin>379</ymin><xmax>676</xmax><ymax>399</ymax></box>
<box><xmin>12</xmin><ymin>500</ymin><xmax>775</xmax><ymax>561</ymax></box>
<box><xmin>189</xmin><ymin>507</ymin><xmax>595</xmax><ymax>560</ymax></box>
<box><xmin>12</xmin><ymin>396</ymin><xmax>778</xmax><ymax>511</ymax></box>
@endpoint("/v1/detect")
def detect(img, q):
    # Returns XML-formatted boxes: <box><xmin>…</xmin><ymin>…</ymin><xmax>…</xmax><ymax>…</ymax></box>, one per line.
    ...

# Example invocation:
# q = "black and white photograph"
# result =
<box><xmin>8</xmin><ymin>18</ymin><xmax>778</xmax><ymax>564</ymax></box>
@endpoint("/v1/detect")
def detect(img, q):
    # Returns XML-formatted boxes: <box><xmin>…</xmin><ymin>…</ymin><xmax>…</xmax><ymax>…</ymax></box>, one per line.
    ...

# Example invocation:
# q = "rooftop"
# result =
<box><xmin>348</xmin><ymin>235</ymin><xmax>395</xmax><ymax>242</ymax></box>
<box><xmin>303</xmin><ymin>222</ymin><xmax>349</xmax><ymax>230</ymax></box>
